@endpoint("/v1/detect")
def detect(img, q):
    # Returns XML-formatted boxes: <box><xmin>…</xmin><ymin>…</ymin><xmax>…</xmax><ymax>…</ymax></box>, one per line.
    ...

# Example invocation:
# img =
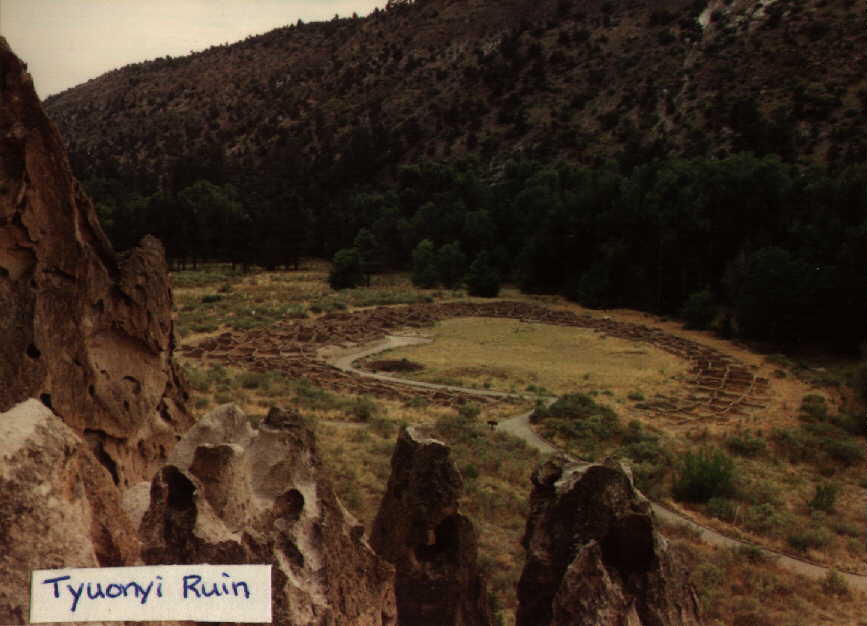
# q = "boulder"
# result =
<box><xmin>0</xmin><ymin>399</ymin><xmax>140</xmax><ymax>624</ymax></box>
<box><xmin>139</xmin><ymin>404</ymin><xmax>397</xmax><ymax>625</ymax></box>
<box><xmin>0</xmin><ymin>38</ymin><xmax>191</xmax><ymax>488</ymax></box>
<box><xmin>516</xmin><ymin>458</ymin><xmax>702</xmax><ymax>626</ymax></box>
<box><xmin>370</xmin><ymin>426</ymin><xmax>492</xmax><ymax>626</ymax></box>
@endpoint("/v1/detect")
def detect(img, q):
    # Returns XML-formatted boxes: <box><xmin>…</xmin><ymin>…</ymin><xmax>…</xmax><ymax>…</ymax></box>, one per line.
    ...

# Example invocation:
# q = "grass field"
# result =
<box><xmin>368</xmin><ymin>316</ymin><xmax>690</xmax><ymax>398</ymax></box>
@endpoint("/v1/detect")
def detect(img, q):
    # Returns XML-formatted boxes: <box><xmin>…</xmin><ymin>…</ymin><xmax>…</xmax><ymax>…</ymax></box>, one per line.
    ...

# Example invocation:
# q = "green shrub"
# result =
<box><xmin>346</xmin><ymin>396</ymin><xmax>380</xmax><ymax>422</ymax></box>
<box><xmin>194</xmin><ymin>397</ymin><xmax>210</xmax><ymax>410</ymax></box>
<box><xmin>465</xmin><ymin>251</ymin><xmax>501</xmax><ymax>298</ymax></box>
<box><xmin>620</xmin><ymin>439</ymin><xmax>669</xmax><ymax>464</ymax></box>
<box><xmin>822</xmin><ymin>570</ymin><xmax>850</xmax><ymax>598</ymax></box>
<box><xmin>462</xmin><ymin>464</ymin><xmax>480</xmax><ymax>480</ymax></box>
<box><xmin>328</xmin><ymin>248</ymin><xmax>365</xmax><ymax>290</ymax></box>
<box><xmin>238</xmin><ymin>371</ymin><xmax>266</xmax><ymax>389</ymax></box>
<box><xmin>809</xmin><ymin>483</ymin><xmax>839</xmax><ymax>513</ymax></box>
<box><xmin>411</xmin><ymin>239</ymin><xmax>439</xmax><ymax>288</ymax></box>
<box><xmin>183</xmin><ymin>364</ymin><xmax>211</xmax><ymax>393</ymax></box>
<box><xmin>707</xmin><ymin>497</ymin><xmax>737</xmax><ymax>523</ymax></box>
<box><xmin>436</xmin><ymin>241</ymin><xmax>467</xmax><ymax>289</ymax></box>
<box><xmin>631</xmin><ymin>461</ymin><xmax>668</xmax><ymax>499</ymax></box>
<box><xmin>293</xmin><ymin>378</ymin><xmax>342</xmax><ymax>411</ymax></box>
<box><xmin>787</xmin><ymin>526</ymin><xmax>831</xmax><ymax>552</ymax></box>
<box><xmin>534</xmin><ymin>392</ymin><xmax>618</xmax><ymax>422</ymax></box>
<box><xmin>206</xmin><ymin>364</ymin><xmax>232</xmax><ymax>390</ymax></box>
<box><xmin>799</xmin><ymin>394</ymin><xmax>829</xmax><ymax>421</ymax></box>
<box><xmin>627</xmin><ymin>391</ymin><xmax>645</xmax><ymax>401</ymax></box>
<box><xmin>736</xmin><ymin>477</ymin><xmax>779</xmax><ymax>506</ymax></box>
<box><xmin>690</xmin><ymin>561</ymin><xmax>726</xmax><ymax>615</ymax></box>
<box><xmin>672</xmin><ymin>447</ymin><xmax>736</xmax><ymax>503</ymax></box>
<box><xmin>821</xmin><ymin>438</ymin><xmax>863</xmax><ymax>465</ymax></box>
<box><xmin>679</xmin><ymin>288</ymin><xmax>716</xmax><ymax>330</ymax></box>
<box><xmin>771</xmin><ymin>428</ymin><xmax>812</xmax><ymax>463</ymax></box>
<box><xmin>830</xmin><ymin>411</ymin><xmax>865</xmax><ymax>436</ymax></box>
<box><xmin>743</xmin><ymin>502</ymin><xmax>790</xmax><ymax>535</ymax></box>
<box><xmin>369</xmin><ymin>416</ymin><xmax>397</xmax><ymax>438</ymax></box>
<box><xmin>725</xmin><ymin>431</ymin><xmax>767</xmax><ymax>457</ymax></box>
<box><xmin>201</xmin><ymin>294</ymin><xmax>224</xmax><ymax>304</ymax></box>
<box><xmin>458</xmin><ymin>403</ymin><xmax>481</xmax><ymax>420</ymax></box>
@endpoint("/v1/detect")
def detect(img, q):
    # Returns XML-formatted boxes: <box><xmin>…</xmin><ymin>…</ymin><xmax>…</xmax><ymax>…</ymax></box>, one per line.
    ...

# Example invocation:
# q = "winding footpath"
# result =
<box><xmin>324</xmin><ymin>334</ymin><xmax>866</xmax><ymax>590</ymax></box>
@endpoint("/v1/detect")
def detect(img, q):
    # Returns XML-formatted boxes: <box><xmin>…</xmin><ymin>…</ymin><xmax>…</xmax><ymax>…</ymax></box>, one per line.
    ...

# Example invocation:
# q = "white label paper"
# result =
<box><xmin>30</xmin><ymin>564</ymin><xmax>271</xmax><ymax>623</ymax></box>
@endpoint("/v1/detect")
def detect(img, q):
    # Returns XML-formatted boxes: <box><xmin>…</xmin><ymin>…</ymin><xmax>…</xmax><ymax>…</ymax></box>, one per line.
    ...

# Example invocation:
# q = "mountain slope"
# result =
<box><xmin>45</xmin><ymin>0</ymin><xmax>865</xmax><ymax>189</ymax></box>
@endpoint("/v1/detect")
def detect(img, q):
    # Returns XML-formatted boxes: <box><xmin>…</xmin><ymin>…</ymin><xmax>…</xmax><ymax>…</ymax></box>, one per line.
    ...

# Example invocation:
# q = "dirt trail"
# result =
<box><xmin>325</xmin><ymin>334</ymin><xmax>867</xmax><ymax>590</ymax></box>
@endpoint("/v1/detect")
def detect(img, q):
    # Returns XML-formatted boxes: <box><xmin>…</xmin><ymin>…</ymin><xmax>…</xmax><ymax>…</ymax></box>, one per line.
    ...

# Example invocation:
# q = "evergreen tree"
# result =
<box><xmin>411</xmin><ymin>239</ymin><xmax>438</xmax><ymax>288</ymax></box>
<box><xmin>436</xmin><ymin>241</ymin><xmax>467</xmax><ymax>289</ymax></box>
<box><xmin>354</xmin><ymin>228</ymin><xmax>382</xmax><ymax>286</ymax></box>
<box><xmin>465</xmin><ymin>250</ymin><xmax>500</xmax><ymax>297</ymax></box>
<box><xmin>328</xmin><ymin>248</ymin><xmax>364</xmax><ymax>290</ymax></box>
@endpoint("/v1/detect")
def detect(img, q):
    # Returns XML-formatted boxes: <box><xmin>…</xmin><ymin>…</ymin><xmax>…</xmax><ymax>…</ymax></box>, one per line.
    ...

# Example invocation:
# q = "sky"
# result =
<box><xmin>1</xmin><ymin>0</ymin><xmax>384</xmax><ymax>99</ymax></box>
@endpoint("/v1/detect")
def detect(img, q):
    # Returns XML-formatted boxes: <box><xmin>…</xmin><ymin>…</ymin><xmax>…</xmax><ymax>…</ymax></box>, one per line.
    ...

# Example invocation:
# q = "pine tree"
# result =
<box><xmin>328</xmin><ymin>248</ymin><xmax>364</xmax><ymax>290</ymax></box>
<box><xmin>436</xmin><ymin>241</ymin><xmax>467</xmax><ymax>289</ymax></box>
<box><xmin>411</xmin><ymin>239</ymin><xmax>438</xmax><ymax>288</ymax></box>
<box><xmin>465</xmin><ymin>250</ymin><xmax>500</xmax><ymax>297</ymax></box>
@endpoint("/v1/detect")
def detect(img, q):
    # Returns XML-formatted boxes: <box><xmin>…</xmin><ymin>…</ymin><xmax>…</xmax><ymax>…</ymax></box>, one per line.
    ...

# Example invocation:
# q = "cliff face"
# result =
<box><xmin>371</xmin><ymin>426</ymin><xmax>492</xmax><ymax>626</ymax></box>
<box><xmin>0</xmin><ymin>38</ymin><xmax>191</xmax><ymax>487</ymax></box>
<box><xmin>139</xmin><ymin>405</ymin><xmax>397</xmax><ymax>625</ymax></box>
<box><xmin>516</xmin><ymin>458</ymin><xmax>702</xmax><ymax>626</ymax></box>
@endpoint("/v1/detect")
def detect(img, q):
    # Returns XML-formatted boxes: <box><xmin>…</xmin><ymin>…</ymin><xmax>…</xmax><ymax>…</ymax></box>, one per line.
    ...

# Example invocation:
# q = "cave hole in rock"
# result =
<box><xmin>414</xmin><ymin>514</ymin><xmax>461</xmax><ymax>562</ymax></box>
<box><xmin>122</xmin><ymin>375</ymin><xmax>142</xmax><ymax>395</ymax></box>
<box><xmin>165</xmin><ymin>466</ymin><xmax>196</xmax><ymax>511</ymax></box>
<box><xmin>26</xmin><ymin>343</ymin><xmax>41</xmax><ymax>359</ymax></box>
<box><xmin>84</xmin><ymin>429</ymin><xmax>120</xmax><ymax>486</ymax></box>
<box><xmin>599</xmin><ymin>513</ymin><xmax>654</xmax><ymax>577</ymax></box>
<box><xmin>0</xmin><ymin>266</ymin><xmax>9</xmax><ymax>278</ymax></box>
<box><xmin>275</xmin><ymin>489</ymin><xmax>305</xmax><ymax>522</ymax></box>
<box><xmin>39</xmin><ymin>392</ymin><xmax>52</xmax><ymax>410</ymax></box>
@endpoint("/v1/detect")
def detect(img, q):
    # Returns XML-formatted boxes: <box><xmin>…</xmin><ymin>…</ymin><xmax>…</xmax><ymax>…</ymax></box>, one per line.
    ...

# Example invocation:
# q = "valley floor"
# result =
<box><xmin>173</xmin><ymin>262</ymin><xmax>866</xmax><ymax>625</ymax></box>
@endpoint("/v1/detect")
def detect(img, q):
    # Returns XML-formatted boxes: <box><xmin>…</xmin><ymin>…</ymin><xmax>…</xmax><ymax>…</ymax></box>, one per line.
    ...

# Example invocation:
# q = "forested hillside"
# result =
<box><xmin>44</xmin><ymin>0</ymin><xmax>866</xmax><ymax>350</ymax></box>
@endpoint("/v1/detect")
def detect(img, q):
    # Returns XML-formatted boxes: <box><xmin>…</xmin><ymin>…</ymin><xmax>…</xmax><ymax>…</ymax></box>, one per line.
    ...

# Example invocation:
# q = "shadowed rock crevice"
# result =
<box><xmin>516</xmin><ymin>458</ymin><xmax>702</xmax><ymax>626</ymax></box>
<box><xmin>371</xmin><ymin>426</ymin><xmax>493</xmax><ymax>626</ymax></box>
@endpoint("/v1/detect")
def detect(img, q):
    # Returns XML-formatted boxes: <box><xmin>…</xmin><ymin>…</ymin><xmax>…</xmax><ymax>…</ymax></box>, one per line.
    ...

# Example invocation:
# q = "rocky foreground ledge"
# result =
<box><xmin>371</xmin><ymin>426</ymin><xmax>493</xmax><ymax>626</ymax></box>
<box><xmin>517</xmin><ymin>457</ymin><xmax>702</xmax><ymax>626</ymax></box>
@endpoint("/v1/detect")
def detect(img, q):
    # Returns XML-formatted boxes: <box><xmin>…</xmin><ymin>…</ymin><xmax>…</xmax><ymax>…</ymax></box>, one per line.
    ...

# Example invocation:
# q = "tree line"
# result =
<box><xmin>86</xmin><ymin>152</ymin><xmax>865</xmax><ymax>352</ymax></box>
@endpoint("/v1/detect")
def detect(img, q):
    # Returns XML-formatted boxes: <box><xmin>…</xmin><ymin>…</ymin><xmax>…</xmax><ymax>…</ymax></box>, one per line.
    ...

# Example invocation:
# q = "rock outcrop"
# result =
<box><xmin>139</xmin><ymin>404</ymin><xmax>397</xmax><ymax>625</ymax></box>
<box><xmin>370</xmin><ymin>426</ymin><xmax>492</xmax><ymax>626</ymax></box>
<box><xmin>0</xmin><ymin>400</ymin><xmax>141</xmax><ymax>624</ymax></box>
<box><xmin>516</xmin><ymin>458</ymin><xmax>701</xmax><ymax>626</ymax></box>
<box><xmin>0</xmin><ymin>38</ymin><xmax>191</xmax><ymax>488</ymax></box>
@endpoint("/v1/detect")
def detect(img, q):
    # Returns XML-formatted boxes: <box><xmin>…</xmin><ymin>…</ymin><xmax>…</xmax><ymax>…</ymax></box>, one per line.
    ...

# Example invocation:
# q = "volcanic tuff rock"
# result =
<box><xmin>0</xmin><ymin>38</ymin><xmax>191</xmax><ymax>487</ymax></box>
<box><xmin>516</xmin><ymin>458</ymin><xmax>701</xmax><ymax>626</ymax></box>
<box><xmin>370</xmin><ymin>426</ymin><xmax>492</xmax><ymax>626</ymax></box>
<box><xmin>0</xmin><ymin>400</ymin><xmax>140</xmax><ymax>624</ymax></box>
<box><xmin>139</xmin><ymin>404</ymin><xmax>397</xmax><ymax>625</ymax></box>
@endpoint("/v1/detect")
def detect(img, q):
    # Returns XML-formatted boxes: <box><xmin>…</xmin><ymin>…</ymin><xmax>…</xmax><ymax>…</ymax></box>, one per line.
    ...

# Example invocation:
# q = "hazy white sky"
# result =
<box><xmin>1</xmin><ymin>0</ymin><xmax>384</xmax><ymax>98</ymax></box>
